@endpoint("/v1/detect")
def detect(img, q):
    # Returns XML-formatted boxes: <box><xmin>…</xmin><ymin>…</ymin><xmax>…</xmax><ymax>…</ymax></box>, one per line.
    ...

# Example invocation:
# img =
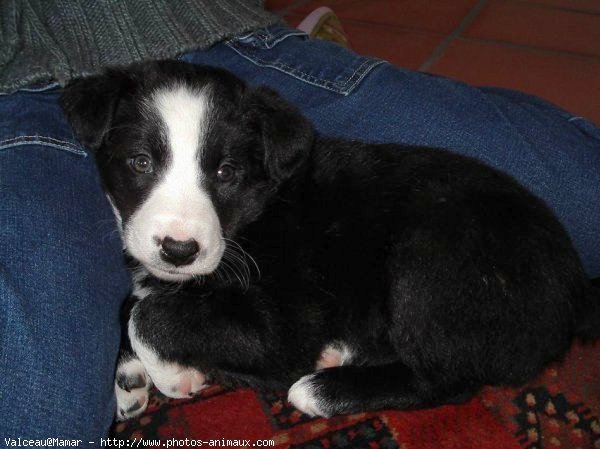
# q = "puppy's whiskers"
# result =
<box><xmin>222</xmin><ymin>238</ymin><xmax>261</xmax><ymax>280</ymax></box>
<box><xmin>208</xmin><ymin>239</ymin><xmax>260</xmax><ymax>291</ymax></box>
<box><xmin>221</xmin><ymin>258</ymin><xmax>248</xmax><ymax>291</ymax></box>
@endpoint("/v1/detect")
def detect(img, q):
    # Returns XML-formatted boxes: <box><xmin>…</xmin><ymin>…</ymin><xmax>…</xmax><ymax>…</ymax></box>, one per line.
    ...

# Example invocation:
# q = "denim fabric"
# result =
<box><xmin>182</xmin><ymin>25</ymin><xmax>600</xmax><ymax>277</ymax></box>
<box><xmin>1</xmin><ymin>23</ymin><xmax>599</xmax><ymax>438</ymax></box>
<box><xmin>0</xmin><ymin>88</ymin><xmax>130</xmax><ymax>438</ymax></box>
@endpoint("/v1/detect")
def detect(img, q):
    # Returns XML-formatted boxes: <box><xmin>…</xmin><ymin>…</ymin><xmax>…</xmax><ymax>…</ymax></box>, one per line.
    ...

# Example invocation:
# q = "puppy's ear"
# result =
<box><xmin>60</xmin><ymin>70</ymin><xmax>130</xmax><ymax>151</ymax></box>
<box><xmin>244</xmin><ymin>87</ymin><xmax>314</xmax><ymax>183</ymax></box>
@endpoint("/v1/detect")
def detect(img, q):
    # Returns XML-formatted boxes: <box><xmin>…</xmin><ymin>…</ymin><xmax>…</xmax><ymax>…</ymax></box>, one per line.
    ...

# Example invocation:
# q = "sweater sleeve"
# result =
<box><xmin>0</xmin><ymin>0</ymin><xmax>279</xmax><ymax>93</ymax></box>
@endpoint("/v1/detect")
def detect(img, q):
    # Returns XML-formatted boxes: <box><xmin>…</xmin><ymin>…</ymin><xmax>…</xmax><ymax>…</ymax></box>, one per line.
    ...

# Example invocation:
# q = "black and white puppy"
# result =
<box><xmin>61</xmin><ymin>61</ymin><xmax>599</xmax><ymax>421</ymax></box>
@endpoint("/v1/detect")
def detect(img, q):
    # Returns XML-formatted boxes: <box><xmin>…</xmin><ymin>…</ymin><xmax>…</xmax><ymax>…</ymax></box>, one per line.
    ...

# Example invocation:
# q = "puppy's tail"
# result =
<box><xmin>575</xmin><ymin>278</ymin><xmax>600</xmax><ymax>341</ymax></box>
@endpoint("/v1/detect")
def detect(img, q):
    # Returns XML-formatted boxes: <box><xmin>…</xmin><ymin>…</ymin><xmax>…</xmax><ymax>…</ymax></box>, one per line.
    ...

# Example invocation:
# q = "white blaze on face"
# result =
<box><xmin>124</xmin><ymin>85</ymin><xmax>224</xmax><ymax>281</ymax></box>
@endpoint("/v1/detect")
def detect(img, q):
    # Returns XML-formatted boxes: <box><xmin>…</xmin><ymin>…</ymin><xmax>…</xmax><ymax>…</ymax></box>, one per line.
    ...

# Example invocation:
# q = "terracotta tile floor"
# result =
<box><xmin>266</xmin><ymin>0</ymin><xmax>600</xmax><ymax>124</ymax></box>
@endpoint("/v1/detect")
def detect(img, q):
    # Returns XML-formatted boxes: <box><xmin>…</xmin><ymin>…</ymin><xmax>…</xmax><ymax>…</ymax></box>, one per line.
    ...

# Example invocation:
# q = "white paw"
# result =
<box><xmin>316</xmin><ymin>347</ymin><xmax>343</xmax><ymax>370</ymax></box>
<box><xmin>129</xmin><ymin>317</ymin><xmax>207</xmax><ymax>399</ymax></box>
<box><xmin>149</xmin><ymin>362</ymin><xmax>207</xmax><ymax>399</ymax></box>
<box><xmin>288</xmin><ymin>374</ymin><xmax>328</xmax><ymax>417</ymax></box>
<box><xmin>115</xmin><ymin>357</ymin><xmax>152</xmax><ymax>421</ymax></box>
<box><xmin>316</xmin><ymin>341</ymin><xmax>353</xmax><ymax>370</ymax></box>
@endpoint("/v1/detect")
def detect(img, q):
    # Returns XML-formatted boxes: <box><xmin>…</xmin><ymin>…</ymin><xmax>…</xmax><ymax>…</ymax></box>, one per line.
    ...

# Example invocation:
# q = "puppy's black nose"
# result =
<box><xmin>160</xmin><ymin>237</ymin><xmax>200</xmax><ymax>267</ymax></box>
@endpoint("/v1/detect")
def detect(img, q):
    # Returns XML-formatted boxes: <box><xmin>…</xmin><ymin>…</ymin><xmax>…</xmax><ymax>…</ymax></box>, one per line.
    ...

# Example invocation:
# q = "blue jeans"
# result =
<box><xmin>0</xmin><ymin>87</ymin><xmax>131</xmax><ymax>438</ymax></box>
<box><xmin>1</xmin><ymin>24</ymin><xmax>599</xmax><ymax>438</ymax></box>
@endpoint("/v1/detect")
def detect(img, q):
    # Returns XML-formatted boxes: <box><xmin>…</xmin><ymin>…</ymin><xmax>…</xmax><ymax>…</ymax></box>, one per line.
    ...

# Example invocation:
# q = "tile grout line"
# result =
<box><xmin>419</xmin><ymin>0</ymin><xmax>489</xmax><ymax>72</ymax></box>
<box><xmin>511</xmin><ymin>0</ymin><xmax>600</xmax><ymax>16</ymax></box>
<box><xmin>457</xmin><ymin>35</ymin><xmax>600</xmax><ymax>62</ymax></box>
<box><xmin>330</xmin><ymin>16</ymin><xmax>600</xmax><ymax>63</ymax></box>
<box><xmin>319</xmin><ymin>17</ymin><xmax>600</xmax><ymax>62</ymax></box>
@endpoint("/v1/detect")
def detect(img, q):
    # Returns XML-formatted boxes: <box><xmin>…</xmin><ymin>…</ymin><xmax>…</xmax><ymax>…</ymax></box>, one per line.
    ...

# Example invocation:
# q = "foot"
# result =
<box><xmin>296</xmin><ymin>7</ymin><xmax>350</xmax><ymax>48</ymax></box>
<box><xmin>288</xmin><ymin>365</ymin><xmax>365</xmax><ymax>418</ymax></box>
<box><xmin>150</xmin><ymin>363</ymin><xmax>207</xmax><ymax>399</ymax></box>
<box><xmin>316</xmin><ymin>346</ymin><xmax>344</xmax><ymax>370</ymax></box>
<box><xmin>315</xmin><ymin>341</ymin><xmax>353</xmax><ymax>370</ymax></box>
<box><xmin>115</xmin><ymin>357</ymin><xmax>152</xmax><ymax>421</ymax></box>
<box><xmin>129</xmin><ymin>324</ymin><xmax>207</xmax><ymax>399</ymax></box>
<box><xmin>288</xmin><ymin>373</ymin><xmax>329</xmax><ymax>417</ymax></box>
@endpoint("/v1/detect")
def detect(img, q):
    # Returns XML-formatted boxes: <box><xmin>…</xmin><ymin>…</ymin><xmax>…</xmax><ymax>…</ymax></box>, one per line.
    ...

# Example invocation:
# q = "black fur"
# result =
<box><xmin>61</xmin><ymin>61</ymin><xmax>599</xmax><ymax>417</ymax></box>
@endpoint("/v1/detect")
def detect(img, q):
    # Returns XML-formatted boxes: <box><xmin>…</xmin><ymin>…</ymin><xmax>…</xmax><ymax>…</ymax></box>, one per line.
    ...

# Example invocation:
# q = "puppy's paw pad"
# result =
<box><xmin>316</xmin><ymin>347</ymin><xmax>343</xmax><ymax>370</ymax></box>
<box><xmin>172</xmin><ymin>368</ymin><xmax>207</xmax><ymax>398</ymax></box>
<box><xmin>315</xmin><ymin>341</ymin><xmax>353</xmax><ymax>370</ymax></box>
<box><xmin>288</xmin><ymin>374</ymin><xmax>329</xmax><ymax>417</ymax></box>
<box><xmin>153</xmin><ymin>365</ymin><xmax>207</xmax><ymax>399</ymax></box>
<box><xmin>115</xmin><ymin>358</ymin><xmax>151</xmax><ymax>421</ymax></box>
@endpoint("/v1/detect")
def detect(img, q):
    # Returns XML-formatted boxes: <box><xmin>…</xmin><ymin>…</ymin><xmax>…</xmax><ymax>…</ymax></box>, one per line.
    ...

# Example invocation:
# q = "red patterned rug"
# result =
<box><xmin>112</xmin><ymin>340</ymin><xmax>599</xmax><ymax>449</ymax></box>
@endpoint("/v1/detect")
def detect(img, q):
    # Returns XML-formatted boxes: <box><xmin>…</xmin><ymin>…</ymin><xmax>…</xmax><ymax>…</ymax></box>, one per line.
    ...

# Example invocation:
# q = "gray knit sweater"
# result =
<box><xmin>0</xmin><ymin>0</ymin><xmax>279</xmax><ymax>93</ymax></box>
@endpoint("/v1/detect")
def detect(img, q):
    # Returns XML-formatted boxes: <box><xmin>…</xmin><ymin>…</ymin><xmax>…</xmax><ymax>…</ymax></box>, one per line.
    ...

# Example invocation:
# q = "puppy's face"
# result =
<box><xmin>61</xmin><ymin>61</ymin><xmax>312</xmax><ymax>281</ymax></box>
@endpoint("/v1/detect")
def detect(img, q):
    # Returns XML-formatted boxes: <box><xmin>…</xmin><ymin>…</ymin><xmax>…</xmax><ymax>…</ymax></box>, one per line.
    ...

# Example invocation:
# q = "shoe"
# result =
<box><xmin>296</xmin><ymin>7</ymin><xmax>350</xmax><ymax>48</ymax></box>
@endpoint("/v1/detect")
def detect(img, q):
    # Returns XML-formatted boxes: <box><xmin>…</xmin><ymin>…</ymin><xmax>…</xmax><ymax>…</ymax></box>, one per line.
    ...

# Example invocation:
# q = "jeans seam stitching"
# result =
<box><xmin>228</xmin><ymin>42</ymin><xmax>338</xmax><ymax>87</ymax></box>
<box><xmin>0</xmin><ymin>136</ymin><xmax>88</xmax><ymax>156</ymax></box>
<box><xmin>226</xmin><ymin>42</ymin><xmax>382</xmax><ymax>94</ymax></box>
<box><xmin>226</xmin><ymin>42</ymin><xmax>343</xmax><ymax>93</ymax></box>
<box><xmin>345</xmin><ymin>59</ymin><xmax>386</xmax><ymax>91</ymax></box>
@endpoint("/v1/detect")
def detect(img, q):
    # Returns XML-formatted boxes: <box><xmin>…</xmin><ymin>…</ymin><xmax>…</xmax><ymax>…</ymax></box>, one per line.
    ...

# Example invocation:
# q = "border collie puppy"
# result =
<box><xmin>61</xmin><ymin>61</ymin><xmax>598</xmax><ymax>421</ymax></box>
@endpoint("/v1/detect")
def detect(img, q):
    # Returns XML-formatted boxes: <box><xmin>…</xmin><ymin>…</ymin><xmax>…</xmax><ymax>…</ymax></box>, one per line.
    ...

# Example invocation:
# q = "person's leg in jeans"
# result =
<box><xmin>0</xmin><ymin>87</ymin><xmax>130</xmax><ymax>437</ymax></box>
<box><xmin>181</xmin><ymin>25</ymin><xmax>600</xmax><ymax>278</ymax></box>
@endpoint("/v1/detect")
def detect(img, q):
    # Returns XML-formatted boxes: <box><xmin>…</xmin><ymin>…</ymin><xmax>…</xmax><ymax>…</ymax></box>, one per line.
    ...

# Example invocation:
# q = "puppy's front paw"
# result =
<box><xmin>150</xmin><ymin>363</ymin><xmax>208</xmax><ymax>399</ymax></box>
<box><xmin>288</xmin><ymin>373</ymin><xmax>329</xmax><ymax>417</ymax></box>
<box><xmin>115</xmin><ymin>358</ymin><xmax>152</xmax><ymax>421</ymax></box>
<box><xmin>129</xmin><ymin>315</ymin><xmax>208</xmax><ymax>399</ymax></box>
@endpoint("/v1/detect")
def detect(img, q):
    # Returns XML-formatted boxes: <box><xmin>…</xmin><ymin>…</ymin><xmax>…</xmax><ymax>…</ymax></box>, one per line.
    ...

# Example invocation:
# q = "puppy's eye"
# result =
<box><xmin>217</xmin><ymin>164</ymin><xmax>236</xmax><ymax>182</ymax></box>
<box><xmin>130</xmin><ymin>154</ymin><xmax>153</xmax><ymax>174</ymax></box>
